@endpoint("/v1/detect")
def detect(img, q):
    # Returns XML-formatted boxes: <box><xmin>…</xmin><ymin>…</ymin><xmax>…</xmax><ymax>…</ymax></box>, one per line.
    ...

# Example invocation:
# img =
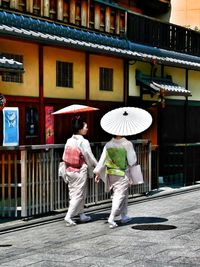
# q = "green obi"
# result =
<box><xmin>105</xmin><ymin>147</ymin><xmax>127</xmax><ymax>176</ymax></box>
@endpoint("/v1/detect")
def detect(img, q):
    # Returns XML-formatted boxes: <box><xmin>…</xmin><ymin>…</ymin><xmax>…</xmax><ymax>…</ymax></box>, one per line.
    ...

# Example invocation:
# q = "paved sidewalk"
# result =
<box><xmin>0</xmin><ymin>185</ymin><xmax>200</xmax><ymax>266</ymax></box>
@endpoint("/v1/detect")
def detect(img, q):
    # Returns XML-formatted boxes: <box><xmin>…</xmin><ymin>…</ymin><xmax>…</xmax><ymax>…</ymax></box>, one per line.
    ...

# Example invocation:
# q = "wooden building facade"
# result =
<box><xmin>1</xmin><ymin>0</ymin><xmax>200</xmax><ymax>188</ymax></box>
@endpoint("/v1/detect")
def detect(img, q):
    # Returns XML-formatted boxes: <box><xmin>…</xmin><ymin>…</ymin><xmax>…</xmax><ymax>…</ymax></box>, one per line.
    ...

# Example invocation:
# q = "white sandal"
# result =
<box><xmin>108</xmin><ymin>219</ymin><xmax>118</xmax><ymax>229</ymax></box>
<box><xmin>65</xmin><ymin>217</ymin><xmax>76</xmax><ymax>226</ymax></box>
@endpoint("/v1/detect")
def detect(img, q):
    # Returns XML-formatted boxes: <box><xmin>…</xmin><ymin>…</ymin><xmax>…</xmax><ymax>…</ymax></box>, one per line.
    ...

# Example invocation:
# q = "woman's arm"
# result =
<box><xmin>81</xmin><ymin>139</ymin><xmax>97</xmax><ymax>167</ymax></box>
<box><xmin>126</xmin><ymin>142</ymin><xmax>137</xmax><ymax>166</ymax></box>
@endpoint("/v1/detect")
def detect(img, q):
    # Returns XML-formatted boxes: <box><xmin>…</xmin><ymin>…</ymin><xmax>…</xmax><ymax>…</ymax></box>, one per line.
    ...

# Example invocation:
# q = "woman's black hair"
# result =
<box><xmin>72</xmin><ymin>116</ymin><xmax>85</xmax><ymax>134</ymax></box>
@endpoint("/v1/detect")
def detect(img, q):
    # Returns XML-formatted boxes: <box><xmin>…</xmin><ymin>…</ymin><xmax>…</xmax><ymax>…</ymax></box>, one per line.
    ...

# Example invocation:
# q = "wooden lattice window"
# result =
<box><xmin>1</xmin><ymin>53</ymin><xmax>23</xmax><ymax>83</ymax></box>
<box><xmin>56</xmin><ymin>61</ymin><xmax>73</xmax><ymax>88</ymax></box>
<box><xmin>99</xmin><ymin>67</ymin><xmax>113</xmax><ymax>91</ymax></box>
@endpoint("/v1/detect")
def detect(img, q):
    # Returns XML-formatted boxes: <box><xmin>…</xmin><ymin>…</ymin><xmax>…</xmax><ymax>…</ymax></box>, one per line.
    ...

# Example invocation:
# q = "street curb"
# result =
<box><xmin>0</xmin><ymin>184</ymin><xmax>200</xmax><ymax>234</ymax></box>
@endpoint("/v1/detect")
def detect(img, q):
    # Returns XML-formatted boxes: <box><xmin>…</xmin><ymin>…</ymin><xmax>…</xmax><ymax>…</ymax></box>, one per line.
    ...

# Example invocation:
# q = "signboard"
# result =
<box><xmin>3</xmin><ymin>107</ymin><xmax>19</xmax><ymax>146</ymax></box>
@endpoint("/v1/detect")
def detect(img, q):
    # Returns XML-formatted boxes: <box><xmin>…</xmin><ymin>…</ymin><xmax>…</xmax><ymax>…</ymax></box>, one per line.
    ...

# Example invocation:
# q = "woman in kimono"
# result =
<box><xmin>63</xmin><ymin>116</ymin><xmax>97</xmax><ymax>226</ymax></box>
<box><xmin>94</xmin><ymin>135</ymin><xmax>137</xmax><ymax>228</ymax></box>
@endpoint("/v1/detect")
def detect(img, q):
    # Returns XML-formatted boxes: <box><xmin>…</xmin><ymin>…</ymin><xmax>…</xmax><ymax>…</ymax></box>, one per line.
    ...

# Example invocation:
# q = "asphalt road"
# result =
<box><xmin>0</xmin><ymin>187</ymin><xmax>200</xmax><ymax>267</ymax></box>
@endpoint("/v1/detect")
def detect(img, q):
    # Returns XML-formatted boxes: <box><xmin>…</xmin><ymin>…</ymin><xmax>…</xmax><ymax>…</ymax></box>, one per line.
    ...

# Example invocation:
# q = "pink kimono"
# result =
<box><xmin>63</xmin><ymin>134</ymin><xmax>97</xmax><ymax>218</ymax></box>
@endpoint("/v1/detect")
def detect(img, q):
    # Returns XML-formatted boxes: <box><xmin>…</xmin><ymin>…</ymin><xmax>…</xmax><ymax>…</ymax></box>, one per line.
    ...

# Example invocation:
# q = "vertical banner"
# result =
<box><xmin>45</xmin><ymin>106</ymin><xmax>54</xmax><ymax>144</ymax></box>
<box><xmin>3</xmin><ymin>107</ymin><xmax>19</xmax><ymax>146</ymax></box>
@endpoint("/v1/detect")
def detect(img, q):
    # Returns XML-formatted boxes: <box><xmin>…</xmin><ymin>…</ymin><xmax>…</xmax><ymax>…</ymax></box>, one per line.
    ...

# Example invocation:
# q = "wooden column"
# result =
<box><xmin>57</xmin><ymin>0</ymin><xmax>63</xmax><ymax>21</ymax></box>
<box><xmin>40</xmin><ymin>0</ymin><xmax>44</xmax><ymax>16</ymax></box>
<box><xmin>39</xmin><ymin>45</ymin><xmax>45</xmax><ymax>144</ymax></box>
<box><xmin>124</xmin><ymin>11</ymin><xmax>127</xmax><ymax>36</ymax></box>
<box><xmin>105</xmin><ymin>6</ymin><xmax>110</xmax><ymax>33</ymax></box>
<box><xmin>94</xmin><ymin>4</ymin><xmax>100</xmax><ymax>30</ymax></box>
<box><xmin>123</xmin><ymin>59</ymin><xmax>129</xmax><ymax>106</ymax></box>
<box><xmin>26</xmin><ymin>0</ymin><xmax>33</xmax><ymax>13</ymax></box>
<box><xmin>70</xmin><ymin>0</ymin><xmax>75</xmax><ymax>24</ymax></box>
<box><xmin>86</xmin><ymin>53</ymin><xmax>89</xmax><ymax>103</ymax></box>
<box><xmin>43</xmin><ymin>0</ymin><xmax>50</xmax><ymax>17</ymax></box>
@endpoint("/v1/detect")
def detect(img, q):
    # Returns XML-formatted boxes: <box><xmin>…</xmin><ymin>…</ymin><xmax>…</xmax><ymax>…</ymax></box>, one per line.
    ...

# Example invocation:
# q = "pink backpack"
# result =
<box><xmin>63</xmin><ymin>146</ymin><xmax>84</xmax><ymax>168</ymax></box>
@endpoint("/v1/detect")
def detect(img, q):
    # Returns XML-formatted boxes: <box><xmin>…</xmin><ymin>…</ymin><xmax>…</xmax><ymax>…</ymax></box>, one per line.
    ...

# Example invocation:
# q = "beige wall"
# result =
<box><xmin>129</xmin><ymin>62</ymin><xmax>200</xmax><ymax>101</ymax></box>
<box><xmin>0</xmin><ymin>38</ymin><xmax>39</xmax><ymax>97</ymax></box>
<box><xmin>89</xmin><ymin>55</ymin><xmax>124</xmax><ymax>102</ymax></box>
<box><xmin>163</xmin><ymin>67</ymin><xmax>187</xmax><ymax>100</ymax></box>
<box><xmin>188</xmin><ymin>70</ymin><xmax>200</xmax><ymax>100</ymax></box>
<box><xmin>170</xmin><ymin>0</ymin><xmax>200</xmax><ymax>28</ymax></box>
<box><xmin>43</xmin><ymin>47</ymin><xmax>86</xmax><ymax>99</ymax></box>
<box><xmin>129</xmin><ymin>61</ymin><xmax>151</xmax><ymax>97</ymax></box>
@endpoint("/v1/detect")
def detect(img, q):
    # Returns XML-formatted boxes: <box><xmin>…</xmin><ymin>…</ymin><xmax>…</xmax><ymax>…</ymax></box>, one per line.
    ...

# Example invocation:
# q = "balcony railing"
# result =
<box><xmin>127</xmin><ymin>12</ymin><xmax>200</xmax><ymax>57</ymax></box>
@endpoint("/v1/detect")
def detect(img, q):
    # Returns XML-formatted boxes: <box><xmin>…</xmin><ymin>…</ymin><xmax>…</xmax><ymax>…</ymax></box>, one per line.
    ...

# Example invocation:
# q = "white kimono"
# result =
<box><xmin>94</xmin><ymin>137</ymin><xmax>137</xmax><ymax>218</ymax></box>
<box><xmin>64</xmin><ymin>135</ymin><xmax>97</xmax><ymax>218</ymax></box>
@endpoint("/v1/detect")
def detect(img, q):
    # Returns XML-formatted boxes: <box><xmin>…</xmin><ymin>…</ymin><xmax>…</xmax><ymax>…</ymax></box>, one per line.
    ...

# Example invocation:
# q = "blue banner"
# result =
<box><xmin>3</xmin><ymin>107</ymin><xmax>19</xmax><ymax>146</ymax></box>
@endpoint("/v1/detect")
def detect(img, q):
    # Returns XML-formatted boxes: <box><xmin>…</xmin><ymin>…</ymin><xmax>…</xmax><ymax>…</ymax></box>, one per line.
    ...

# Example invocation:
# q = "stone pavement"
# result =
<box><xmin>0</xmin><ymin>185</ymin><xmax>200</xmax><ymax>266</ymax></box>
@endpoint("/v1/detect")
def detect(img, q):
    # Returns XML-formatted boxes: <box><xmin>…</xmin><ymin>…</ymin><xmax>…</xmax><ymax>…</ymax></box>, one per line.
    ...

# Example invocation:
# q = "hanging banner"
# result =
<box><xmin>45</xmin><ymin>106</ymin><xmax>54</xmax><ymax>144</ymax></box>
<box><xmin>3</xmin><ymin>107</ymin><xmax>19</xmax><ymax>146</ymax></box>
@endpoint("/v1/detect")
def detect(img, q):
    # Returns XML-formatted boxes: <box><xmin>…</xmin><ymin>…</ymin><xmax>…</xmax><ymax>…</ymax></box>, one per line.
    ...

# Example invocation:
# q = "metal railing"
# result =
<box><xmin>0</xmin><ymin>140</ymin><xmax>151</xmax><ymax>218</ymax></box>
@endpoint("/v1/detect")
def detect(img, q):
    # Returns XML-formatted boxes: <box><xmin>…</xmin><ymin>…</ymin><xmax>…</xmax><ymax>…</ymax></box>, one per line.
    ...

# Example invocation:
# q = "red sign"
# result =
<box><xmin>45</xmin><ymin>106</ymin><xmax>54</xmax><ymax>144</ymax></box>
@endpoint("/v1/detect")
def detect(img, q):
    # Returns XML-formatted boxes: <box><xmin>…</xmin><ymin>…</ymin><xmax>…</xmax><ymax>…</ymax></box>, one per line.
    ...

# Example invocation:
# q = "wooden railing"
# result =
<box><xmin>127</xmin><ymin>12</ymin><xmax>200</xmax><ymax>57</ymax></box>
<box><xmin>0</xmin><ymin>140</ymin><xmax>151</xmax><ymax>218</ymax></box>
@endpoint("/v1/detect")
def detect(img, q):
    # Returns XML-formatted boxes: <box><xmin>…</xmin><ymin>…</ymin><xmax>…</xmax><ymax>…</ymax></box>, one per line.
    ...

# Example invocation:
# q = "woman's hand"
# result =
<box><xmin>95</xmin><ymin>174</ymin><xmax>100</xmax><ymax>183</ymax></box>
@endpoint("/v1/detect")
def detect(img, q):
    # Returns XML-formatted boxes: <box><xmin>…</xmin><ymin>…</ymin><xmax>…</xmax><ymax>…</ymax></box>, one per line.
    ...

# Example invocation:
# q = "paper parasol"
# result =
<box><xmin>52</xmin><ymin>104</ymin><xmax>99</xmax><ymax>115</ymax></box>
<box><xmin>100</xmin><ymin>107</ymin><xmax>152</xmax><ymax>136</ymax></box>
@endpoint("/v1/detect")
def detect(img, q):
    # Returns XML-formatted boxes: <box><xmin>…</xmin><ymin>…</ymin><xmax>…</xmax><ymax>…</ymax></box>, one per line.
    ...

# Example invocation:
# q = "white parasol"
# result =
<box><xmin>100</xmin><ymin>107</ymin><xmax>152</xmax><ymax>136</ymax></box>
<box><xmin>52</xmin><ymin>104</ymin><xmax>99</xmax><ymax>115</ymax></box>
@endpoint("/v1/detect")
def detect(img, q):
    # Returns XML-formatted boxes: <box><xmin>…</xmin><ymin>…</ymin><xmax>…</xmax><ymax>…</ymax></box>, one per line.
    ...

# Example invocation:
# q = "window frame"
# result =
<box><xmin>99</xmin><ymin>67</ymin><xmax>113</xmax><ymax>91</ymax></box>
<box><xmin>56</xmin><ymin>60</ymin><xmax>73</xmax><ymax>88</ymax></box>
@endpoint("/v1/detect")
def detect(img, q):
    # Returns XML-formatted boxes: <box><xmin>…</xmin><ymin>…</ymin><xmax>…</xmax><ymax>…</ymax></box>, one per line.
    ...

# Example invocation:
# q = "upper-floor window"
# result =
<box><xmin>100</xmin><ymin>7</ymin><xmax>105</xmax><ymax>31</ymax></box>
<box><xmin>1</xmin><ymin>53</ymin><xmax>23</xmax><ymax>83</ymax></box>
<box><xmin>89</xmin><ymin>4</ymin><xmax>95</xmax><ymax>29</ymax></box>
<box><xmin>75</xmin><ymin>0</ymin><xmax>81</xmax><ymax>25</ymax></box>
<box><xmin>18</xmin><ymin>0</ymin><xmax>26</xmax><ymax>12</ymax></box>
<box><xmin>56</xmin><ymin>61</ymin><xmax>73</xmax><ymax>88</ymax></box>
<box><xmin>99</xmin><ymin>67</ymin><xmax>113</xmax><ymax>91</ymax></box>
<box><xmin>63</xmin><ymin>1</ymin><xmax>70</xmax><ymax>23</ymax></box>
<box><xmin>110</xmin><ymin>10</ymin><xmax>116</xmax><ymax>34</ymax></box>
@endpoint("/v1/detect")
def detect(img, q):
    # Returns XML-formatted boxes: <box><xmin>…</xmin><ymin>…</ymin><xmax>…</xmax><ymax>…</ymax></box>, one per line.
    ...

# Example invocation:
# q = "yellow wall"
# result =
<box><xmin>170</xmin><ymin>0</ymin><xmax>200</xmax><ymax>28</ymax></box>
<box><xmin>0</xmin><ymin>38</ymin><xmax>39</xmax><ymax>97</ymax></box>
<box><xmin>43</xmin><ymin>47</ymin><xmax>86</xmax><ymax>99</ymax></box>
<box><xmin>89</xmin><ymin>55</ymin><xmax>123</xmax><ymax>101</ymax></box>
